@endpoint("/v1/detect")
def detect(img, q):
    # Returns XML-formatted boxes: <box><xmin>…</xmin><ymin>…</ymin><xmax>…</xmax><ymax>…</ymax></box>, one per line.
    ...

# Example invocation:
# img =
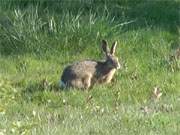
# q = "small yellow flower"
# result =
<box><xmin>32</xmin><ymin>110</ymin><xmax>36</xmax><ymax>116</ymax></box>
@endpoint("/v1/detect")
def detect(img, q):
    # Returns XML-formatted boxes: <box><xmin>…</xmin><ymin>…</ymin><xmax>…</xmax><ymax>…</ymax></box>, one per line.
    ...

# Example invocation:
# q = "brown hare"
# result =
<box><xmin>60</xmin><ymin>40</ymin><xmax>121</xmax><ymax>89</ymax></box>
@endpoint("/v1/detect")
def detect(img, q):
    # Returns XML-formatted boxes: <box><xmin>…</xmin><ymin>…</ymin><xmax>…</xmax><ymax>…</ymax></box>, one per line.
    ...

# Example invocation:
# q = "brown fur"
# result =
<box><xmin>60</xmin><ymin>40</ymin><xmax>121</xmax><ymax>89</ymax></box>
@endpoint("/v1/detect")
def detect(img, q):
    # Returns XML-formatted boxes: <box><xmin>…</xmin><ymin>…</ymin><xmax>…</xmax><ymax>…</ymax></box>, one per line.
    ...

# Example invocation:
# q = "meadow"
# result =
<box><xmin>0</xmin><ymin>0</ymin><xmax>180</xmax><ymax>134</ymax></box>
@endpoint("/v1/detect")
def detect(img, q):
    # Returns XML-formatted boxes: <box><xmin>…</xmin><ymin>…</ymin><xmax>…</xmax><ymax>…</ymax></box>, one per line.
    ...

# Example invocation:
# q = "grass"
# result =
<box><xmin>0</xmin><ymin>0</ymin><xmax>180</xmax><ymax>134</ymax></box>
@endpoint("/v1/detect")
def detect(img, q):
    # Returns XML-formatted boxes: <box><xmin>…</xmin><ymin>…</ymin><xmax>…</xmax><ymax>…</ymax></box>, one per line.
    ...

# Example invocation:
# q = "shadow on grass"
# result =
<box><xmin>117</xmin><ymin>1</ymin><xmax>179</xmax><ymax>34</ymax></box>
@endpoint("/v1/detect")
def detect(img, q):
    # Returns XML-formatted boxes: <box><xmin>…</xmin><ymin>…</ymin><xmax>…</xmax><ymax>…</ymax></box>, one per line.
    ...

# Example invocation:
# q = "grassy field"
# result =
<box><xmin>0</xmin><ymin>0</ymin><xmax>180</xmax><ymax>134</ymax></box>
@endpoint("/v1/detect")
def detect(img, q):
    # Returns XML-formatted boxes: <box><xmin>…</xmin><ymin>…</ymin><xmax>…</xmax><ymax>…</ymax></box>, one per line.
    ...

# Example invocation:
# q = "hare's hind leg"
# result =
<box><xmin>70</xmin><ymin>79</ymin><xmax>84</xmax><ymax>89</ymax></box>
<box><xmin>69</xmin><ymin>75</ymin><xmax>92</xmax><ymax>89</ymax></box>
<box><xmin>82</xmin><ymin>75</ymin><xmax>92</xmax><ymax>89</ymax></box>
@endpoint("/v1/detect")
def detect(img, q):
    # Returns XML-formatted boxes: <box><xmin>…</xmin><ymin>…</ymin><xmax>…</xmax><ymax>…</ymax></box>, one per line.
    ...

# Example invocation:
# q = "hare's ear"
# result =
<box><xmin>102</xmin><ymin>40</ymin><xmax>109</xmax><ymax>55</ymax></box>
<box><xmin>110</xmin><ymin>41</ymin><xmax>117</xmax><ymax>55</ymax></box>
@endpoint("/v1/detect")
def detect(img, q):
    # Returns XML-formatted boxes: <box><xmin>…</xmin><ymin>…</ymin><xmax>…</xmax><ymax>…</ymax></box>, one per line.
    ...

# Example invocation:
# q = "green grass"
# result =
<box><xmin>0</xmin><ymin>0</ymin><xmax>180</xmax><ymax>134</ymax></box>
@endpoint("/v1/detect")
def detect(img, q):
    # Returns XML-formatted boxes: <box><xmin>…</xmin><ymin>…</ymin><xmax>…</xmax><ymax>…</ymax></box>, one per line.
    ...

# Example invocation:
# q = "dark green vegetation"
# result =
<box><xmin>0</xmin><ymin>0</ymin><xmax>180</xmax><ymax>134</ymax></box>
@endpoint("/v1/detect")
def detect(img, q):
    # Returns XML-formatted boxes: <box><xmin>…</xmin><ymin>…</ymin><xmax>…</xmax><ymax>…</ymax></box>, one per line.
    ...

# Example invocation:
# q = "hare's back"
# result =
<box><xmin>61</xmin><ymin>60</ymin><xmax>97</xmax><ymax>81</ymax></box>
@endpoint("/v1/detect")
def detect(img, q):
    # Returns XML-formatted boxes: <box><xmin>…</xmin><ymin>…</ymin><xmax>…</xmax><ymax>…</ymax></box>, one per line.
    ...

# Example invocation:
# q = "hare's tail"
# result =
<box><xmin>59</xmin><ymin>80</ymin><xmax>66</xmax><ymax>89</ymax></box>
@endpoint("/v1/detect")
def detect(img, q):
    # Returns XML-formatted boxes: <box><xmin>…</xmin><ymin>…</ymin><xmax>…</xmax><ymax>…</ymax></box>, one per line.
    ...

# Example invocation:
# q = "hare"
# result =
<box><xmin>60</xmin><ymin>40</ymin><xmax>121</xmax><ymax>89</ymax></box>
